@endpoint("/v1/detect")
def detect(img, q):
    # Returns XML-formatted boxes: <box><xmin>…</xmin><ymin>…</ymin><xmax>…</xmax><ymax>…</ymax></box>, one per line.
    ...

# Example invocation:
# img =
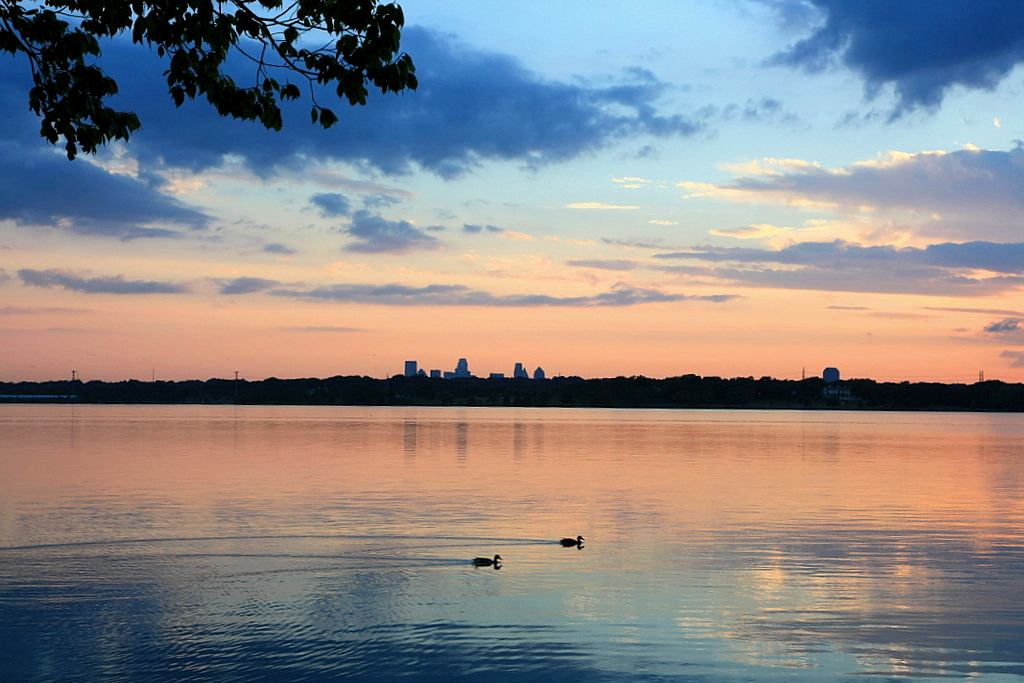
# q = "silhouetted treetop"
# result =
<box><xmin>0</xmin><ymin>0</ymin><xmax>416</xmax><ymax>158</ymax></box>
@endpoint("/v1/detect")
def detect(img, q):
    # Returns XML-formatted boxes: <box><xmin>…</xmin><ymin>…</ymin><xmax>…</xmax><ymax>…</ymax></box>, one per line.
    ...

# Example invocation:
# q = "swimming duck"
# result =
<box><xmin>472</xmin><ymin>554</ymin><xmax>502</xmax><ymax>567</ymax></box>
<box><xmin>560</xmin><ymin>535</ymin><xmax>585</xmax><ymax>547</ymax></box>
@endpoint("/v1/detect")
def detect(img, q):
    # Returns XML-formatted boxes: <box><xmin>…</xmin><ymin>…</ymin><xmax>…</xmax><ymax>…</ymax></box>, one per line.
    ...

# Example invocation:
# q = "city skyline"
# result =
<box><xmin>5</xmin><ymin>2</ymin><xmax>1024</xmax><ymax>384</ymax></box>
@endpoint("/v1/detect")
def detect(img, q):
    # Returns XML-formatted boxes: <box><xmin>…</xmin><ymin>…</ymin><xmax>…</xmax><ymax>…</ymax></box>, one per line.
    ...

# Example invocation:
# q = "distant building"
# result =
<box><xmin>489</xmin><ymin>373</ymin><xmax>505</xmax><ymax>379</ymax></box>
<box><xmin>823</xmin><ymin>367</ymin><xmax>840</xmax><ymax>383</ymax></box>
<box><xmin>455</xmin><ymin>358</ymin><xmax>471</xmax><ymax>378</ymax></box>
<box><xmin>823</xmin><ymin>384</ymin><xmax>853</xmax><ymax>400</ymax></box>
<box><xmin>429</xmin><ymin>369</ymin><xmax>441</xmax><ymax>378</ymax></box>
<box><xmin>404</xmin><ymin>360</ymin><xmax>418</xmax><ymax>377</ymax></box>
<box><xmin>514</xmin><ymin>362</ymin><xmax>528</xmax><ymax>379</ymax></box>
<box><xmin>533</xmin><ymin>366</ymin><xmax>546</xmax><ymax>380</ymax></box>
<box><xmin>418</xmin><ymin>369</ymin><xmax>427</xmax><ymax>377</ymax></box>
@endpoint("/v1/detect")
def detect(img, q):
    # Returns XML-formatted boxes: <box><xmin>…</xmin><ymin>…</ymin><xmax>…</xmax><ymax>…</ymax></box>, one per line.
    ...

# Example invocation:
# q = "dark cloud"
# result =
<box><xmin>565</xmin><ymin>259</ymin><xmax>641</xmax><ymax>271</ymax></box>
<box><xmin>269</xmin><ymin>282</ymin><xmax>735</xmax><ymax>307</ymax></box>
<box><xmin>462</xmin><ymin>224</ymin><xmax>503</xmax><ymax>234</ymax></box>
<box><xmin>310</xmin><ymin>193</ymin><xmax>352</xmax><ymax>218</ymax></box>
<box><xmin>343</xmin><ymin>210</ymin><xmax>442</xmax><ymax>253</ymax></box>
<box><xmin>0</xmin><ymin>268</ymin><xmax>8</xmax><ymax>285</ymax></box>
<box><xmin>217</xmin><ymin>277</ymin><xmax>282</xmax><ymax>295</ymax></box>
<box><xmin>768</xmin><ymin>1</ymin><xmax>1024</xmax><ymax>116</ymax></box>
<box><xmin>0</xmin><ymin>60</ymin><xmax>208</xmax><ymax>239</ymax></box>
<box><xmin>653</xmin><ymin>240</ymin><xmax>1024</xmax><ymax>296</ymax></box>
<box><xmin>18</xmin><ymin>269</ymin><xmax>190</xmax><ymax>294</ymax></box>
<box><xmin>263</xmin><ymin>243</ymin><xmax>297</xmax><ymax>255</ymax></box>
<box><xmin>31</xmin><ymin>29</ymin><xmax>701</xmax><ymax>179</ymax></box>
<box><xmin>0</xmin><ymin>142</ymin><xmax>206</xmax><ymax>239</ymax></box>
<box><xmin>984</xmin><ymin>318</ymin><xmax>1023</xmax><ymax>333</ymax></box>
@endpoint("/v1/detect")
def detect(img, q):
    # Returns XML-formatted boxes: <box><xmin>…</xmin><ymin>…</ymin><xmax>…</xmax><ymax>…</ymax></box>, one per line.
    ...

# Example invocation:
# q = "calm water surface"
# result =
<box><xmin>2</xmin><ymin>405</ymin><xmax>1023</xmax><ymax>681</ymax></box>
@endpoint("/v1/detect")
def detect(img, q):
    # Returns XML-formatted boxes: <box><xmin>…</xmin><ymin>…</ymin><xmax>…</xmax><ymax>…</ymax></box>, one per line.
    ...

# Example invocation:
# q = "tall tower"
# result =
<box><xmin>404</xmin><ymin>360</ymin><xmax>418</xmax><ymax>377</ymax></box>
<box><xmin>514</xmin><ymin>362</ymin><xmax>528</xmax><ymax>378</ymax></box>
<box><xmin>455</xmin><ymin>358</ymin><xmax>471</xmax><ymax>378</ymax></box>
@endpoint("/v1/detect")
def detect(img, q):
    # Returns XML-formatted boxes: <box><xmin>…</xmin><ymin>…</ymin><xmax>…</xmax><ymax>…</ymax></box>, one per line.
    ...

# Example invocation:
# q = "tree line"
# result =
<box><xmin>3</xmin><ymin>374</ymin><xmax>1024</xmax><ymax>411</ymax></box>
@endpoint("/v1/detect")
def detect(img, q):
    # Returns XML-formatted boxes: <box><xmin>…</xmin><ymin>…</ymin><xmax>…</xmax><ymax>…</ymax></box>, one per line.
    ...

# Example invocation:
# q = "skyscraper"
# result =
<box><xmin>514</xmin><ymin>362</ymin><xmax>528</xmax><ymax>378</ymax></box>
<box><xmin>404</xmin><ymin>360</ymin><xmax>418</xmax><ymax>377</ymax></box>
<box><xmin>533</xmin><ymin>366</ymin><xmax>545</xmax><ymax>380</ymax></box>
<box><xmin>455</xmin><ymin>358</ymin><xmax>471</xmax><ymax>378</ymax></box>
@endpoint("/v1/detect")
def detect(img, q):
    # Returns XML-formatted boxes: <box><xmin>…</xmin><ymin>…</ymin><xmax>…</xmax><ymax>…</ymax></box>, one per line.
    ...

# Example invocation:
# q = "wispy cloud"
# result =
<box><xmin>462</xmin><ymin>224</ymin><xmax>503</xmax><ymax>234</ymax></box>
<box><xmin>567</xmin><ymin>202</ymin><xmax>640</xmax><ymax>210</ymax></box>
<box><xmin>216</xmin><ymin>277</ymin><xmax>282</xmax><ymax>295</ymax></box>
<box><xmin>565</xmin><ymin>259</ymin><xmax>641</xmax><ymax>271</ymax></box>
<box><xmin>18</xmin><ymin>269</ymin><xmax>190</xmax><ymax>294</ymax></box>
<box><xmin>690</xmin><ymin>148</ymin><xmax>1024</xmax><ymax>241</ymax></box>
<box><xmin>653</xmin><ymin>240</ymin><xmax>1024</xmax><ymax>296</ymax></box>
<box><xmin>270</xmin><ymin>282</ymin><xmax>736</xmax><ymax>307</ymax></box>
<box><xmin>263</xmin><ymin>243</ymin><xmax>297</xmax><ymax>255</ymax></box>
<box><xmin>0</xmin><ymin>305</ymin><xmax>89</xmax><ymax>315</ymax></box>
<box><xmin>709</xmin><ymin>224</ymin><xmax>790</xmax><ymax>239</ymax></box>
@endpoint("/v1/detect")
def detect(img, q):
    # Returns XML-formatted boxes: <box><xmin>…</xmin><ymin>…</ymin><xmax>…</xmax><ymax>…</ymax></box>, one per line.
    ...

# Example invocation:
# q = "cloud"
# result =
<box><xmin>501</xmin><ymin>231</ymin><xmax>535</xmax><ymax>242</ymax></box>
<box><xmin>565</xmin><ymin>259</ymin><xmax>641</xmax><ymax>271</ymax></box>
<box><xmin>310</xmin><ymin>193</ymin><xmax>352</xmax><ymax>218</ymax></box>
<box><xmin>270</xmin><ymin>282</ymin><xmax>735</xmax><ymax>307</ymax></box>
<box><xmin>653</xmin><ymin>240</ymin><xmax>1024</xmax><ymax>296</ymax></box>
<box><xmin>0</xmin><ymin>143</ymin><xmax>207</xmax><ymax>240</ymax></box>
<box><xmin>984</xmin><ymin>318</ymin><xmax>1023</xmax><ymax>333</ymax></box>
<box><xmin>767</xmin><ymin>1</ymin><xmax>1024</xmax><ymax>117</ymax></box>
<box><xmin>693</xmin><ymin>148</ymin><xmax>1024</xmax><ymax>241</ymax></box>
<box><xmin>57</xmin><ymin>29</ymin><xmax>701</xmax><ymax>179</ymax></box>
<box><xmin>216</xmin><ymin>277</ymin><xmax>282</xmax><ymax>295</ymax></box>
<box><xmin>462</xmin><ymin>224</ymin><xmax>502</xmax><ymax>234</ymax></box>
<box><xmin>567</xmin><ymin>202</ymin><xmax>641</xmax><ymax>210</ymax></box>
<box><xmin>263</xmin><ymin>243</ymin><xmax>297</xmax><ymax>255</ymax></box>
<box><xmin>925</xmin><ymin>306</ymin><xmax>1024</xmax><ymax>316</ymax></box>
<box><xmin>1000</xmin><ymin>350</ymin><xmax>1024</xmax><ymax>367</ymax></box>
<box><xmin>18</xmin><ymin>269</ymin><xmax>190</xmax><ymax>294</ymax></box>
<box><xmin>0</xmin><ymin>305</ymin><xmax>89</xmax><ymax>315</ymax></box>
<box><xmin>343</xmin><ymin>210</ymin><xmax>442</xmax><ymax>253</ymax></box>
<box><xmin>709</xmin><ymin>224</ymin><xmax>790</xmax><ymax>239</ymax></box>
<box><xmin>0</xmin><ymin>61</ymin><xmax>209</xmax><ymax>239</ymax></box>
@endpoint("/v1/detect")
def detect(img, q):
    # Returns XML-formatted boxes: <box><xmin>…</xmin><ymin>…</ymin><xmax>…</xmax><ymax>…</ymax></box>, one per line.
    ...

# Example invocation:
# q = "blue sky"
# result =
<box><xmin>5</xmin><ymin>0</ymin><xmax>1024</xmax><ymax>382</ymax></box>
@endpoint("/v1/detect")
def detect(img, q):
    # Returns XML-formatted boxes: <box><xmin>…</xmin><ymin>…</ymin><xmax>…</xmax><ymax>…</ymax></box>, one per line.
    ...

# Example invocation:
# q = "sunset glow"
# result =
<box><xmin>4</xmin><ymin>1</ymin><xmax>1024</xmax><ymax>383</ymax></box>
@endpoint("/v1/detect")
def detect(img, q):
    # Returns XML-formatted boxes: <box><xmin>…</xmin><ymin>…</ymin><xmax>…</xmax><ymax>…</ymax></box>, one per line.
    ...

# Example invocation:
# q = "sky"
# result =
<box><xmin>5</xmin><ymin>0</ymin><xmax>1024</xmax><ymax>383</ymax></box>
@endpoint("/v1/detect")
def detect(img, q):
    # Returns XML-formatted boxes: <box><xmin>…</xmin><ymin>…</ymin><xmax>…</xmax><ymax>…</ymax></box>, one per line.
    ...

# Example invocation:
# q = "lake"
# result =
<box><xmin>2</xmin><ymin>404</ymin><xmax>1023</xmax><ymax>681</ymax></box>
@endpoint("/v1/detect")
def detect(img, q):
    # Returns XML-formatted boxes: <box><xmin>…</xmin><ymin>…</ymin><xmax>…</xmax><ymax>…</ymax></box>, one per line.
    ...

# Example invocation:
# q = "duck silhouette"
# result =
<box><xmin>472</xmin><ymin>554</ymin><xmax>502</xmax><ymax>567</ymax></box>
<box><xmin>560</xmin><ymin>535</ymin><xmax>585</xmax><ymax>547</ymax></box>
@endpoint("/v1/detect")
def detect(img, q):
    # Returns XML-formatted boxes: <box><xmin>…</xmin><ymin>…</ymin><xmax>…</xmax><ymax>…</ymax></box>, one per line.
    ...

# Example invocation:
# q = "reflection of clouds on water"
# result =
<box><xmin>4</xmin><ymin>406</ymin><xmax>1024</xmax><ymax>680</ymax></box>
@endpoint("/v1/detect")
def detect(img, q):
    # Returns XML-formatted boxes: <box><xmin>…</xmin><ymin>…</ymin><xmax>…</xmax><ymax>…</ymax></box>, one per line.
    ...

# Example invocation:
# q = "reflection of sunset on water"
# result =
<box><xmin>2</xmin><ymin>405</ymin><xmax>1023</xmax><ymax>679</ymax></box>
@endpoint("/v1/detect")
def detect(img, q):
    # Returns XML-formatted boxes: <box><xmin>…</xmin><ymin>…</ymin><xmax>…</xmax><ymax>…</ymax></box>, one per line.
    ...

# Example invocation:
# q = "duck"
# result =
<box><xmin>472</xmin><ymin>554</ymin><xmax>502</xmax><ymax>567</ymax></box>
<box><xmin>560</xmin><ymin>535</ymin><xmax>585</xmax><ymax>547</ymax></box>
